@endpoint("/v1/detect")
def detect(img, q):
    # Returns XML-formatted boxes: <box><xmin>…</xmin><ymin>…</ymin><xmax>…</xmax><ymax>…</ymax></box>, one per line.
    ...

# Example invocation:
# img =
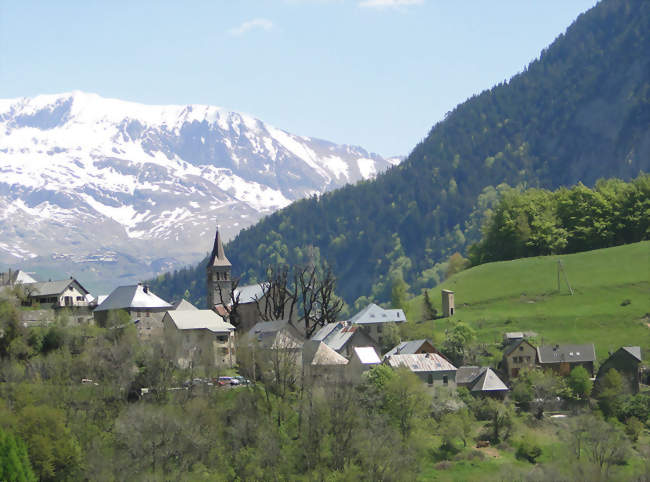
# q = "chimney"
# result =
<box><xmin>143</xmin><ymin>284</ymin><xmax>149</xmax><ymax>294</ymax></box>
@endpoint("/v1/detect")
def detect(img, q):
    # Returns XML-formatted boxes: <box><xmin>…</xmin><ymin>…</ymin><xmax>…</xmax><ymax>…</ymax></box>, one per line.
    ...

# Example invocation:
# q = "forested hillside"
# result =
<box><xmin>152</xmin><ymin>0</ymin><xmax>650</xmax><ymax>307</ymax></box>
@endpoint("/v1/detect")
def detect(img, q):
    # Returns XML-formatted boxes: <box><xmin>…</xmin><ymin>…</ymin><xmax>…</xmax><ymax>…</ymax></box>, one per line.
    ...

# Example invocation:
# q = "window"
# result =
<box><xmin>76</xmin><ymin>296</ymin><xmax>84</xmax><ymax>301</ymax></box>
<box><xmin>519</xmin><ymin>346</ymin><xmax>524</xmax><ymax>351</ymax></box>
<box><xmin>427</xmin><ymin>374</ymin><xmax>433</xmax><ymax>385</ymax></box>
<box><xmin>146</xmin><ymin>311</ymin><xmax>150</xmax><ymax>317</ymax></box>
<box><xmin>443</xmin><ymin>376</ymin><xmax>448</xmax><ymax>385</ymax></box>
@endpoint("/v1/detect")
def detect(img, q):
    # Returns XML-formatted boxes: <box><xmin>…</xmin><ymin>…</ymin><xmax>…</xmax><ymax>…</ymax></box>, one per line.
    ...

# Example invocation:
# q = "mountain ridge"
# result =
<box><xmin>0</xmin><ymin>91</ymin><xmax>400</xmax><ymax>292</ymax></box>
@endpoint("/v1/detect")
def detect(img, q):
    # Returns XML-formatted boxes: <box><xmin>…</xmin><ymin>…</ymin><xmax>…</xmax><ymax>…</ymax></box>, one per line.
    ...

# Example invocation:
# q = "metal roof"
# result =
<box><xmin>456</xmin><ymin>366</ymin><xmax>484</xmax><ymax>384</ymax></box>
<box><xmin>622</xmin><ymin>346</ymin><xmax>642</xmax><ymax>362</ymax></box>
<box><xmin>354</xmin><ymin>346</ymin><xmax>381</xmax><ymax>365</ymax></box>
<box><xmin>311</xmin><ymin>322</ymin><xmax>364</xmax><ymax>352</ymax></box>
<box><xmin>470</xmin><ymin>368</ymin><xmax>508</xmax><ymax>392</ymax></box>
<box><xmin>384</xmin><ymin>339</ymin><xmax>432</xmax><ymax>357</ymax></box>
<box><xmin>385</xmin><ymin>353</ymin><xmax>456</xmax><ymax>372</ymax></box>
<box><xmin>349</xmin><ymin>303</ymin><xmax>406</xmax><ymax>325</ymax></box>
<box><xmin>164</xmin><ymin>310</ymin><xmax>234</xmax><ymax>333</ymax></box>
<box><xmin>24</xmin><ymin>278</ymin><xmax>89</xmax><ymax>297</ymax></box>
<box><xmin>234</xmin><ymin>283</ymin><xmax>268</xmax><ymax>304</ymax></box>
<box><xmin>94</xmin><ymin>284</ymin><xmax>172</xmax><ymax>311</ymax></box>
<box><xmin>536</xmin><ymin>343</ymin><xmax>596</xmax><ymax>364</ymax></box>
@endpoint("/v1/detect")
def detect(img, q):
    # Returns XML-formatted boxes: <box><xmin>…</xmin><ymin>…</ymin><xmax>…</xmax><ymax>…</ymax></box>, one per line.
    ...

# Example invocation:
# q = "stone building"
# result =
<box><xmin>384</xmin><ymin>352</ymin><xmax>457</xmax><ymax>389</ymax></box>
<box><xmin>93</xmin><ymin>283</ymin><xmax>173</xmax><ymax>338</ymax></box>
<box><xmin>206</xmin><ymin>228</ymin><xmax>232</xmax><ymax>309</ymax></box>
<box><xmin>441</xmin><ymin>289</ymin><xmax>455</xmax><ymax>317</ymax></box>
<box><xmin>163</xmin><ymin>309</ymin><xmax>236</xmax><ymax>368</ymax></box>
<box><xmin>593</xmin><ymin>346</ymin><xmax>642</xmax><ymax>396</ymax></box>
<box><xmin>349</xmin><ymin>303</ymin><xmax>406</xmax><ymax>346</ymax></box>
<box><xmin>502</xmin><ymin>338</ymin><xmax>537</xmax><ymax>379</ymax></box>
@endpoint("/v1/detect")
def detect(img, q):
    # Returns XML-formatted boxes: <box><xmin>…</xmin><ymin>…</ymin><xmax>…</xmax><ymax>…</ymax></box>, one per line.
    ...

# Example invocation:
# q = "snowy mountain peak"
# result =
<box><xmin>0</xmin><ymin>92</ymin><xmax>401</xmax><ymax>291</ymax></box>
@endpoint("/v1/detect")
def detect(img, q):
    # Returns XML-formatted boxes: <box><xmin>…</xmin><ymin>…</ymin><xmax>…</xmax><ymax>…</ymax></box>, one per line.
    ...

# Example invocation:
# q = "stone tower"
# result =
<box><xmin>441</xmin><ymin>289</ymin><xmax>455</xmax><ymax>317</ymax></box>
<box><xmin>206</xmin><ymin>227</ymin><xmax>232</xmax><ymax>308</ymax></box>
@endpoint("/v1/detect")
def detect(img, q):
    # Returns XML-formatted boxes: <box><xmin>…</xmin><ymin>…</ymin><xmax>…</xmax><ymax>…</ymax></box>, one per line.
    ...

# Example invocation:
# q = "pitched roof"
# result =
<box><xmin>303</xmin><ymin>340</ymin><xmax>349</xmax><ymax>366</ymax></box>
<box><xmin>621</xmin><ymin>346</ymin><xmax>642</xmax><ymax>362</ymax></box>
<box><xmin>353</xmin><ymin>346</ymin><xmax>381</xmax><ymax>365</ymax></box>
<box><xmin>503</xmin><ymin>338</ymin><xmax>536</xmax><ymax>357</ymax></box>
<box><xmin>164</xmin><ymin>310</ymin><xmax>234</xmax><ymax>333</ymax></box>
<box><xmin>234</xmin><ymin>283</ymin><xmax>268</xmax><ymax>303</ymax></box>
<box><xmin>384</xmin><ymin>339</ymin><xmax>432</xmax><ymax>357</ymax></box>
<box><xmin>385</xmin><ymin>353</ymin><xmax>457</xmax><ymax>372</ymax></box>
<box><xmin>470</xmin><ymin>368</ymin><xmax>509</xmax><ymax>392</ymax></box>
<box><xmin>456</xmin><ymin>366</ymin><xmax>485</xmax><ymax>384</ymax></box>
<box><xmin>311</xmin><ymin>322</ymin><xmax>367</xmax><ymax>352</ymax></box>
<box><xmin>173</xmin><ymin>299</ymin><xmax>199</xmax><ymax>311</ymax></box>
<box><xmin>0</xmin><ymin>270</ymin><xmax>37</xmax><ymax>286</ymax></box>
<box><xmin>249</xmin><ymin>319</ymin><xmax>304</xmax><ymax>349</ymax></box>
<box><xmin>94</xmin><ymin>284</ymin><xmax>172</xmax><ymax>312</ymax></box>
<box><xmin>209</xmin><ymin>228</ymin><xmax>231</xmax><ymax>267</ymax></box>
<box><xmin>25</xmin><ymin>278</ymin><xmax>90</xmax><ymax>297</ymax></box>
<box><xmin>536</xmin><ymin>343</ymin><xmax>596</xmax><ymax>364</ymax></box>
<box><xmin>349</xmin><ymin>303</ymin><xmax>406</xmax><ymax>325</ymax></box>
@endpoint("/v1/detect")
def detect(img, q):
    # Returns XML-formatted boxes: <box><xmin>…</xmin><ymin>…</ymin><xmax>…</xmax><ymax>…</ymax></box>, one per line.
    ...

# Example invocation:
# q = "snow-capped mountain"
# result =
<box><xmin>0</xmin><ymin>92</ymin><xmax>400</xmax><ymax>292</ymax></box>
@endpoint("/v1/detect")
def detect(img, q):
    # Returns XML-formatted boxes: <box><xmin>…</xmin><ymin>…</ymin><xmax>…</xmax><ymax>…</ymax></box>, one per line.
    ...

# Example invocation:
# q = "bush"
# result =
<box><xmin>516</xmin><ymin>437</ymin><xmax>542</xmax><ymax>463</ymax></box>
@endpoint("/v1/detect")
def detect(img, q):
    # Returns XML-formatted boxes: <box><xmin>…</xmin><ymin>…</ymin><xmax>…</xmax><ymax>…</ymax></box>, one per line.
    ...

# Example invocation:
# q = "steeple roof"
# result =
<box><xmin>209</xmin><ymin>227</ymin><xmax>231</xmax><ymax>267</ymax></box>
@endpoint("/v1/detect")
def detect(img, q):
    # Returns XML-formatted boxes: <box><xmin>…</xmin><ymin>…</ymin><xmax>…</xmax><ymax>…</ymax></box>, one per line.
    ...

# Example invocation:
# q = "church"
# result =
<box><xmin>206</xmin><ymin>227</ymin><xmax>272</xmax><ymax>333</ymax></box>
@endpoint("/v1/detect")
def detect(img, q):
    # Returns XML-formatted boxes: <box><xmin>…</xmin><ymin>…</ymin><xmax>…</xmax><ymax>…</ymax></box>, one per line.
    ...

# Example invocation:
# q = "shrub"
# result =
<box><xmin>516</xmin><ymin>437</ymin><xmax>542</xmax><ymax>463</ymax></box>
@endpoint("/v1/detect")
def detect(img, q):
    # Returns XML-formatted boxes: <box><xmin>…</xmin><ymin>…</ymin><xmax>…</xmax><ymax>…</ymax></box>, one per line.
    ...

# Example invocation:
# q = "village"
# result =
<box><xmin>1</xmin><ymin>226</ymin><xmax>643</xmax><ymax>405</ymax></box>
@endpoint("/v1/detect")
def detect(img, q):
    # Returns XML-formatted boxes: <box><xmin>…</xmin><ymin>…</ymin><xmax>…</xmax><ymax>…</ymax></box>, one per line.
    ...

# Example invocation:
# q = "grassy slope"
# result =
<box><xmin>405</xmin><ymin>241</ymin><xmax>650</xmax><ymax>361</ymax></box>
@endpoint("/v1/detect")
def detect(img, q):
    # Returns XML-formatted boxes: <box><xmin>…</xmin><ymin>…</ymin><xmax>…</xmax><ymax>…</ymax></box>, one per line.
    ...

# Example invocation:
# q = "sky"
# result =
<box><xmin>0</xmin><ymin>0</ymin><xmax>599</xmax><ymax>157</ymax></box>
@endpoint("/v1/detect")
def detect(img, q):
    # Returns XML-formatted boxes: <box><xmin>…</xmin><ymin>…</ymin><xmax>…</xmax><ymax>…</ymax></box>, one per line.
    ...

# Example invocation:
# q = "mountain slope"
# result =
<box><xmin>404</xmin><ymin>241</ymin><xmax>650</xmax><ymax>361</ymax></box>
<box><xmin>0</xmin><ymin>92</ymin><xmax>398</xmax><ymax>291</ymax></box>
<box><xmin>152</xmin><ymin>0</ymin><xmax>649</xmax><ymax>307</ymax></box>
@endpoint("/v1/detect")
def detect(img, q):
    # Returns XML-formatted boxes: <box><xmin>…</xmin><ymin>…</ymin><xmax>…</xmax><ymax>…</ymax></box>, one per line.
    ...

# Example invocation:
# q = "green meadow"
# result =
<box><xmin>405</xmin><ymin>241</ymin><xmax>650</xmax><ymax>361</ymax></box>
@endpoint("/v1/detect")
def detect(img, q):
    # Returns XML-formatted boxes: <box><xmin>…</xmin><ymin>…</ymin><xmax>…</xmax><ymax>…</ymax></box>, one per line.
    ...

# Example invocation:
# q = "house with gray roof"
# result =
<box><xmin>93</xmin><ymin>283</ymin><xmax>173</xmax><ymax>338</ymax></box>
<box><xmin>311</xmin><ymin>321</ymin><xmax>380</xmax><ymax>359</ymax></box>
<box><xmin>349</xmin><ymin>303</ymin><xmax>406</xmax><ymax>346</ymax></box>
<box><xmin>22</xmin><ymin>278</ymin><xmax>91</xmax><ymax>309</ymax></box>
<box><xmin>536</xmin><ymin>343</ymin><xmax>596</xmax><ymax>377</ymax></box>
<box><xmin>384</xmin><ymin>339</ymin><xmax>438</xmax><ymax>358</ymax></box>
<box><xmin>502</xmin><ymin>338</ymin><xmax>537</xmax><ymax>379</ymax></box>
<box><xmin>163</xmin><ymin>309</ymin><xmax>235</xmax><ymax>368</ymax></box>
<box><xmin>594</xmin><ymin>346</ymin><xmax>643</xmax><ymax>396</ymax></box>
<box><xmin>384</xmin><ymin>352</ymin><xmax>457</xmax><ymax>389</ymax></box>
<box><xmin>457</xmin><ymin>366</ymin><xmax>509</xmax><ymax>397</ymax></box>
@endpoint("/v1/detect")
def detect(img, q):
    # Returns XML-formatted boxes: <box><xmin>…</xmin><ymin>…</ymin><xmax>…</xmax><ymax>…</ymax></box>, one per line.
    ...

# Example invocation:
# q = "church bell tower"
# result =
<box><xmin>206</xmin><ymin>226</ymin><xmax>232</xmax><ymax>308</ymax></box>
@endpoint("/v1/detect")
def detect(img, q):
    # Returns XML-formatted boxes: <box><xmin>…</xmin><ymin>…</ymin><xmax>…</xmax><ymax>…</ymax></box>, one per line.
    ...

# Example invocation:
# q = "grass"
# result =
<box><xmin>405</xmin><ymin>241</ymin><xmax>650</xmax><ymax>361</ymax></box>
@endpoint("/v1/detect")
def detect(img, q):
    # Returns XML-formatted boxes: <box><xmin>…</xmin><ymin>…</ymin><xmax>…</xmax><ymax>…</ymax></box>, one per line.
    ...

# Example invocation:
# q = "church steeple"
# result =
<box><xmin>209</xmin><ymin>227</ymin><xmax>231</xmax><ymax>267</ymax></box>
<box><xmin>206</xmin><ymin>226</ymin><xmax>232</xmax><ymax>308</ymax></box>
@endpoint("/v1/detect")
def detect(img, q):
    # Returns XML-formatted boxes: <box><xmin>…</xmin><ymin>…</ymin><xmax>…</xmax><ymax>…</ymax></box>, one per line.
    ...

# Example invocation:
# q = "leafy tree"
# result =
<box><xmin>0</xmin><ymin>427</ymin><xmax>37</xmax><ymax>482</ymax></box>
<box><xmin>439</xmin><ymin>408</ymin><xmax>474</xmax><ymax>449</ymax></box>
<box><xmin>597</xmin><ymin>368</ymin><xmax>624</xmax><ymax>418</ymax></box>
<box><xmin>441</xmin><ymin>322</ymin><xmax>475</xmax><ymax>366</ymax></box>
<box><xmin>15</xmin><ymin>405</ymin><xmax>82</xmax><ymax>482</ymax></box>
<box><xmin>567</xmin><ymin>365</ymin><xmax>593</xmax><ymax>400</ymax></box>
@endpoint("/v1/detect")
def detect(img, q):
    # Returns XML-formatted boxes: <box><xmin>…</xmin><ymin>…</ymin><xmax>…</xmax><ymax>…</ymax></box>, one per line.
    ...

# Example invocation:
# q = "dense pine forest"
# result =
<box><xmin>152</xmin><ymin>0</ymin><xmax>649</xmax><ymax>308</ymax></box>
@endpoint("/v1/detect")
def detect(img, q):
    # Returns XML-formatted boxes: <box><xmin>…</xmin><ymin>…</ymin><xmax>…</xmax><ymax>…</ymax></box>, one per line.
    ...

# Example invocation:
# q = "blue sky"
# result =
<box><xmin>0</xmin><ymin>0</ymin><xmax>598</xmax><ymax>157</ymax></box>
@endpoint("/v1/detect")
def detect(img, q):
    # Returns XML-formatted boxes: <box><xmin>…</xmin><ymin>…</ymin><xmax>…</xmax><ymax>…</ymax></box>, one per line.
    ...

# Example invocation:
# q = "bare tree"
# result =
<box><xmin>257</xmin><ymin>264</ymin><xmax>344</xmax><ymax>338</ymax></box>
<box><xmin>254</xmin><ymin>266</ymin><xmax>298</xmax><ymax>325</ymax></box>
